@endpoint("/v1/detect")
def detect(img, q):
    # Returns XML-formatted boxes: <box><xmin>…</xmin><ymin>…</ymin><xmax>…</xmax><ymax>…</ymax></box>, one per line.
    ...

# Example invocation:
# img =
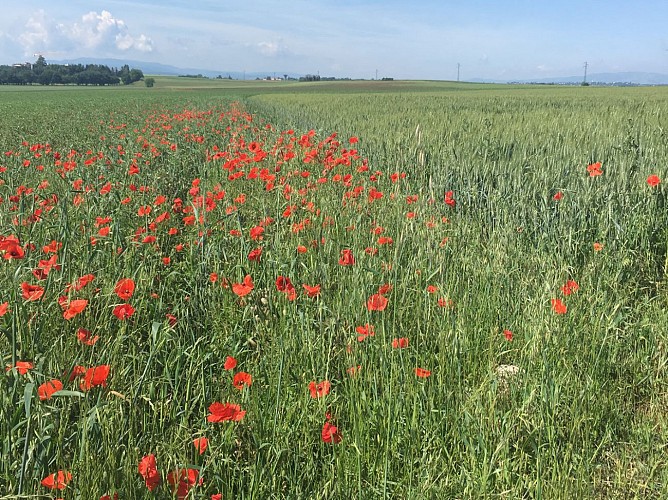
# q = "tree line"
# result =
<box><xmin>0</xmin><ymin>57</ymin><xmax>144</xmax><ymax>86</ymax></box>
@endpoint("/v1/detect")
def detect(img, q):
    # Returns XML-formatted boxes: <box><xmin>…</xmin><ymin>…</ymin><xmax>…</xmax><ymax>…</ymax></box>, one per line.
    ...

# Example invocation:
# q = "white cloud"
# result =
<box><xmin>131</xmin><ymin>34</ymin><xmax>154</xmax><ymax>52</ymax></box>
<box><xmin>18</xmin><ymin>10</ymin><xmax>53</xmax><ymax>54</ymax></box>
<box><xmin>116</xmin><ymin>33</ymin><xmax>153</xmax><ymax>52</ymax></box>
<box><xmin>66</xmin><ymin>10</ymin><xmax>154</xmax><ymax>52</ymax></box>
<box><xmin>17</xmin><ymin>9</ymin><xmax>153</xmax><ymax>57</ymax></box>
<box><xmin>257</xmin><ymin>40</ymin><xmax>288</xmax><ymax>57</ymax></box>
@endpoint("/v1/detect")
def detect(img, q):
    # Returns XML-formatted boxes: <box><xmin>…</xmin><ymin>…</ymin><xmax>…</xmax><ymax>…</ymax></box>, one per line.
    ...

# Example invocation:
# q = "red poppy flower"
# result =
<box><xmin>38</xmin><ymin>379</ymin><xmax>63</xmax><ymax>400</ymax></box>
<box><xmin>114</xmin><ymin>278</ymin><xmax>135</xmax><ymax>300</ymax></box>
<box><xmin>355</xmin><ymin>323</ymin><xmax>375</xmax><ymax>341</ymax></box>
<box><xmin>302</xmin><ymin>284</ymin><xmax>321</xmax><ymax>297</ymax></box>
<box><xmin>167</xmin><ymin>468</ymin><xmax>202</xmax><ymax>500</ymax></box>
<box><xmin>232</xmin><ymin>275</ymin><xmax>253</xmax><ymax>297</ymax></box>
<box><xmin>248</xmin><ymin>247</ymin><xmax>262</xmax><ymax>262</ymax></box>
<box><xmin>391</xmin><ymin>337</ymin><xmax>409</xmax><ymax>349</ymax></box>
<box><xmin>232</xmin><ymin>371</ymin><xmax>252</xmax><ymax>390</ymax></box>
<box><xmin>21</xmin><ymin>282</ymin><xmax>44</xmax><ymax>301</ymax></box>
<box><xmin>74</xmin><ymin>273</ymin><xmax>95</xmax><ymax>291</ymax></box>
<box><xmin>366</xmin><ymin>293</ymin><xmax>388</xmax><ymax>311</ymax></box>
<box><xmin>6</xmin><ymin>242</ymin><xmax>26</xmax><ymax>259</ymax></box>
<box><xmin>308</xmin><ymin>380</ymin><xmax>331</xmax><ymax>398</ymax></box>
<box><xmin>113</xmin><ymin>303</ymin><xmax>135</xmax><ymax>320</ymax></box>
<box><xmin>561</xmin><ymin>280</ymin><xmax>579</xmax><ymax>296</ymax></box>
<box><xmin>33</xmin><ymin>254</ymin><xmax>60</xmax><ymax>280</ymax></box>
<box><xmin>437</xmin><ymin>297</ymin><xmax>455</xmax><ymax>309</ymax></box>
<box><xmin>80</xmin><ymin>365</ymin><xmax>110</xmax><ymax>391</ymax></box>
<box><xmin>551</xmin><ymin>298</ymin><xmax>567</xmax><ymax>315</ymax></box>
<box><xmin>444</xmin><ymin>190</ymin><xmax>456</xmax><ymax>207</ymax></box>
<box><xmin>587</xmin><ymin>162</ymin><xmax>603</xmax><ymax>177</ymax></box>
<box><xmin>41</xmin><ymin>470</ymin><xmax>72</xmax><ymax>490</ymax></box>
<box><xmin>67</xmin><ymin>365</ymin><xmax>87</xmax><ymax>382</ymax></box>
<box><xmin>503</xmin><ymin>329</ymin><xmax>513</xmax><ymax>341</ymax></box>
<box><xmin>5</xmin><ymin>360</ymin><xmax>33</xmax><ymax>375</ymax></box>
<box><xmin>338</xmin><ymin>249</ymin><xmax>355</xmax><ymax>266</ymax></box>
<box><xmin>63</xmin><ymin>299</ymin><xmax>88</xmax><ymax>320</ymax></box>
<box><xmin>368</xmin><ymin>187</ymin><xmax>384</xmax><ymax>202</ymax></box>
<box><xmin>647</xmin><ymin>174</ymin><xmax>661</xmax><ymax>187</ymax></box>
<box><xmin>166</xmin><ymin>313</ymin><xmax>177</xmax><ymax>326</ymax></box>
<box><xmin>426</xmin><ymin>285</ymin><xmax>438</xmax><ymax>294</ymax></box>
<box><xmin>321</xmin><ymin>421</ymin><xmax>342</xmax><ymax>444</ymax></box>
<box><xmin>224</xmin><ymin>356</ymin><xmax>237</xmax><ymax>370</ymax></box>
<box><xmin>138</xmin><ymin>454</ymin><xmax>161</xmax><ymax>491</ymax></box>
<box><xmin>193</xmin><ymin>436</ymin><xmax>208</xmax><ymax>455</ymax></box>
<box><xmin>0</xmin><ymin>301</ymin><xmax>8</xmax><ymax>316</ymax></box>
<box><xmin>249</xmin><ymin>225</ymin><xmax>264</xmax><ymax>240</ymax></box>
<box><xmin>275</xmin><ymin>276</ymin><xmax>296</xmax><ymax>300</ymax></box>
<box><xmin>0</xmin><ymin>237</ymin><xmax>25</xmax><ymax>260</ymax></box>
<box><xmin>207</xmin><ymin>402</ymin><xmax>246</xmax><ymax>422</ymax></box>
<box><xmin>347</xmin><ymin>365</ymin><xmax>361</xmax><ymax>376</ymax></box>
<box><xmin>57</xmin><ymin>295</ymin><xmax>69</xmax><ymax>309</ymax></box>
<box><xmin>275</xmin><ymin>276</ymin><xmax>293</xmax><ymax>292</ymax></box>
<box><xmin>552</xmin><ymin>191</ymin><xmax>563</xmax><ymax>201</ymax></box>
<box><xmin>593</xmin><ymin>242</ymin><xmax>604</xmax><ymax>252</ymax></box>
<box><xmin>377</xmin><ymin>283</ymin><xmax>392</xmax><ymax>295</ymax></box>
<box><xmin>77</xmin><ymin>328</ymin><xmax>99</xmax><ymax>345</ymax></box>
<box><xmin>415</xmin><ymin>367</ymin><xmax>431</xmax><ymax>378</ymax></box>
<box><xmin>42</xmin><ymin>239</ymin><xmax>61</xmax><ymax>254</ymax></box>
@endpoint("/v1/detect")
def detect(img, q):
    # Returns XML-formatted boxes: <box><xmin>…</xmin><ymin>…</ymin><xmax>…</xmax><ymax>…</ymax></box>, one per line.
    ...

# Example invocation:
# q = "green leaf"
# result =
<box><xmin>23</xmin><ymin>382</ymin><xmax>34</xmax><ymax>419</ymax></box>
<box><xmin>151</xmin><ymin>320</ymin><xmax>161</xmax><ymax>343</ymax></box>
<box><xmin>52</xmin><ymin>390</ymin><xmax>85</xmax><ymax>398</ymax></box>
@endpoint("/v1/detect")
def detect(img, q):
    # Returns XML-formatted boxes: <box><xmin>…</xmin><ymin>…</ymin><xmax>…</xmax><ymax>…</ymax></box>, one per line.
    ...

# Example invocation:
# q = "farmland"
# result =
<box><xmin>1</xmin><ymin>78</ymin><xmax>667</xmax><ymax>498</ymax></box>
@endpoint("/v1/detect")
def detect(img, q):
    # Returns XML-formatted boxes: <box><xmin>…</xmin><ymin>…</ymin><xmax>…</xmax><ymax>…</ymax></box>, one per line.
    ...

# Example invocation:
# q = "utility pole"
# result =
<box><xmin>583</xmin><ymin>62</ymin><xmax>588</xmax><ymax>84</ymax></box>
<box><xmin>457</xmin><ymin>63</ymin><xmax>460</xmax><ymax>82</ymax></box>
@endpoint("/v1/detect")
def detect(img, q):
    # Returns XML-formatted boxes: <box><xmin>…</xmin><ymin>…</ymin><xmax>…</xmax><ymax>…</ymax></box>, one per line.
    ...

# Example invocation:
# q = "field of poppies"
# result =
<box><xmin>1</xmin><ymin>81</ymin><xmax>668</xmax><ymax>498</ymax></box>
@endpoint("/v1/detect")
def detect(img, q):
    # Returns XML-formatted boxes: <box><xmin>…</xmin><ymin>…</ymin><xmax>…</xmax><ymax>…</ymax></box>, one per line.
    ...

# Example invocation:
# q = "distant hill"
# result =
<box><xmin>519</xmin><ymin>72</ymin><xmax>668</xmax><ymax>85</ymax></box>
<box><xmin>471</xmin><ymin>72</ymin><xmax>668</xmax><ymax>85</ymax></box>
<box><xmin>45</xmin><ymin>59</ymin><xmax>668</xmax><ymax>85</ymax></box>
<box><xmin>49</xmin><ymin>57</ymin><xmax>274</xmax><ymax>80</ymax></box>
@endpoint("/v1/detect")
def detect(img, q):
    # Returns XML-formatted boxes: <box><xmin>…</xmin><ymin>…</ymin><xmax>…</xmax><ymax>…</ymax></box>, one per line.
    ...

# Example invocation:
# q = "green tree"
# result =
<box><xmin>144</xmin><ymin>77</ymin><xmax>155</xmax><ymax>88</ymax></box>
<box><xmin>129</xmin><ymin>68</ymin><xmax>144</xmax><ymax>83</ymax></box>
<box><xmin>33</xmin><ymin>55</ymin><xmax>47</xmax><ymax>76</ymax></box>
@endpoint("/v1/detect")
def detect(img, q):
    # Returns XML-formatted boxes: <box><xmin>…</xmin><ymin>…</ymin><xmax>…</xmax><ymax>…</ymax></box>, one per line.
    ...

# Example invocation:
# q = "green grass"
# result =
<box><xmin>0</xmin><ymin>81</ymin><xmax>667</xmax><ymax>498</ymax></box>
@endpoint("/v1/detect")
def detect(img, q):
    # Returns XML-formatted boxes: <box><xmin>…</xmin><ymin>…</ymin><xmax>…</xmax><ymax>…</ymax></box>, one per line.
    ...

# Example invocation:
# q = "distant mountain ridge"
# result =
<box><xmin>46</xmin><ymin>58</ymin><xmax>668</xmax><ymax>85</ymax></box>
<box><xmin>49</xmin><ymin>57</ymin><xmax>270</xmax><ymax>80</ymax></box>
<box><xmin>517</xmin><ymin>72</ymin><xmax>668</xmax><ymax>85</ymax></box>
<box><xmin>472</xmin><ymin>72</ymin><xmax>668</xmax><ymax>85</ymax></box>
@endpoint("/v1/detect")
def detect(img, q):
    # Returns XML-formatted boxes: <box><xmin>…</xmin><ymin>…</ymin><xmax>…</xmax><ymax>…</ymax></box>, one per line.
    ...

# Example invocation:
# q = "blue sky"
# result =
<box><xmin>0</xmin><ymin>0</ymin><xmax>666</xmax><ymax>80</ymax></box>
